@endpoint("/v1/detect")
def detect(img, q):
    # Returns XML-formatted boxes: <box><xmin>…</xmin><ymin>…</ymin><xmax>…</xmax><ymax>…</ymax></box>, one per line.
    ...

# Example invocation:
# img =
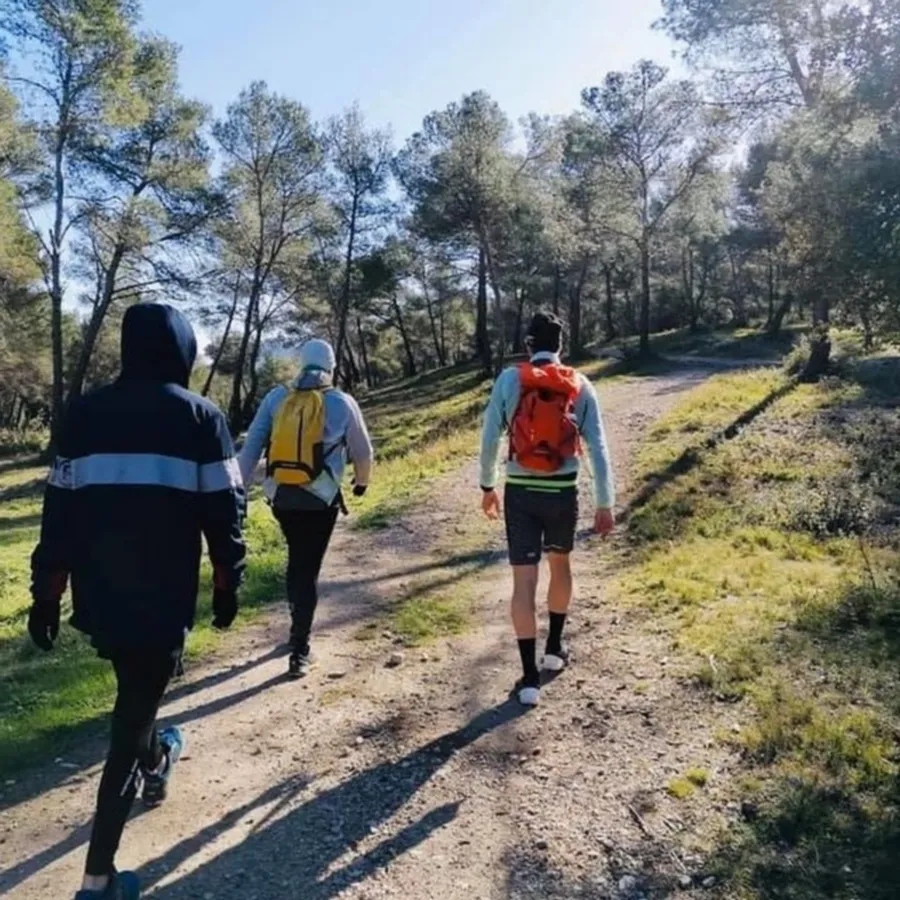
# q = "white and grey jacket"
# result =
<box><xmin>238</xmin><ymin>371</ymin><xmax>374</xmax><ymax>506</ymax></box>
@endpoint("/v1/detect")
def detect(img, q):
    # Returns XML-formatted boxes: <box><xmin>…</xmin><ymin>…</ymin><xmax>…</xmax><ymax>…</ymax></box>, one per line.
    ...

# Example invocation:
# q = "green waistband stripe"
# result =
<box><xmin>506</xmin><ymin>476</ymin><xmax>577</xmax><ymax>492</ymax></box>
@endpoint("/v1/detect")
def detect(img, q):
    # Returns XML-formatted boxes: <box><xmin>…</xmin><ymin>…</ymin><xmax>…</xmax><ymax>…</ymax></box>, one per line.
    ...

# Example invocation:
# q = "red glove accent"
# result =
<box><xmin>49</xmin><ymin>572</ymin><xmax>69</xmax><ymax>599</ymax></box>
<box><xmin>213</xmin><ymin>566</ymin><xmax>229</xmax><ymax>591</ymax></box>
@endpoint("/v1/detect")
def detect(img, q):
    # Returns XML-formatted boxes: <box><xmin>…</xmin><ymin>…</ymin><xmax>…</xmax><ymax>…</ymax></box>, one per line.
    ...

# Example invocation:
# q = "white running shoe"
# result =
<box><xmin>541</xmin><ymin>645</ymin><xmax>570</xmax><ymax>673</ymax></box>
<box><xmin>516</xmin><ymin>679</ymin><xmax>541</xmax><ymax>707</ymax></box>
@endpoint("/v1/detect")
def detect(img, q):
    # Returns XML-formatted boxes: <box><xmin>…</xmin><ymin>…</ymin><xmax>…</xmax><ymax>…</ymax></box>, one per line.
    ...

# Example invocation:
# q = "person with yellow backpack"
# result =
<box><xmin>239</xmin><ymin>339</ymin><xmax>373</xmax><ymax>677</ymax></box>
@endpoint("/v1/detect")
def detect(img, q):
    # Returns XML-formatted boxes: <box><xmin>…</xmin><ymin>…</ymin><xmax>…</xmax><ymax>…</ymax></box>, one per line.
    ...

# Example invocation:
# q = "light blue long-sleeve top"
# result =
<box><xmin>479</xmin><ymin>352</ymin><xmax>615</xmax><ymax>509</ymax></box>
<box><xmin>238</xmin><ymin>370</ymin><xmax>374</xmax><ymax>506</ymax></box>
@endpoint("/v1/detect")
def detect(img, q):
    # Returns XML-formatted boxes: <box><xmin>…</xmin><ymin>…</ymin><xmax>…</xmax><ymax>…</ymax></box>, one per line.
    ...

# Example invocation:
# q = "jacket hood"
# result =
<box><xmin>120</xmin><ymin>303</ymin><xmax>197</xmax><ymax>388</ymax></box>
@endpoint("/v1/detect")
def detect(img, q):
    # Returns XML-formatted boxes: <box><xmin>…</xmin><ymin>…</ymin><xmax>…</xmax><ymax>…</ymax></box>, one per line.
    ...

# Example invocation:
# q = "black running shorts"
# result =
<box><xmin>504</xmin><ymin>484</ymin><xmax>579</xmax><ymax>566</ymax></box>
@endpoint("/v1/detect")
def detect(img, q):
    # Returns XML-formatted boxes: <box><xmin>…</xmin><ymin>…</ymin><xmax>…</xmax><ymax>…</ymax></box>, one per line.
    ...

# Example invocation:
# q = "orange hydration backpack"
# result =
<box><xmin>509</xmin><ymin>363</ymin><xmax>581</xmax><ymax>472</ymax></box>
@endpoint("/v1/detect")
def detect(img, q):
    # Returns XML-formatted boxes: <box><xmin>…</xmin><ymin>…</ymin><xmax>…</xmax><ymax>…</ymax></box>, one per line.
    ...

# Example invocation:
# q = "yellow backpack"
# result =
<box><xmin>267</xmin><ymin>388</ymin><xmax>328</xmax><ymax>487</ymax></box>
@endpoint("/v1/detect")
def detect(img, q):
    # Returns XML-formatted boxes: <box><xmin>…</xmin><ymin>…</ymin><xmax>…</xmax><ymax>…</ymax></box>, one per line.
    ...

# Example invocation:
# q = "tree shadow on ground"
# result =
<box><xmin>326</xmin><ymin>549</ymin><xmax>506</xmax><ymax>598</ymax></box>
<box><xmin>143</xmin><ymin>700</ymin><xmax>526</xmax><ymax>899</ymax></box>
<box><xmin>619</xmin><ymin>379</ymin><xmax>799</xmax><ymax>538</ymax></box>
<box><xmin>796</xmin><ymin>574</ymin><xmax>900</xmax><ymax>668</ymax></box>
<box><xmin>0</xmin><ymin>455</ymin><xmax>42</xmax><ymax>477</ymax></box>
<box><xmin>703</xmin><ymin>773</ymin><xmax>900</xmax><ymax>900</ymax></box>
<box><xmin>0</xmin><ymin>509</ymin><xmax>42</xmax><ymax>530</ymax></box>
<box><xmin>0</xmin><ymin>476</ymin><xmax>44</xmax><ymax>503</ymax></box>
<box><xmin>502</xmin><ymin>842</ymin><xmax>688</xmax><ymax>899</ymax></box>
<box><xmin>0</xmin><ymin>642</ymin><xmax>305</xmax><ymax>812</ymax></box>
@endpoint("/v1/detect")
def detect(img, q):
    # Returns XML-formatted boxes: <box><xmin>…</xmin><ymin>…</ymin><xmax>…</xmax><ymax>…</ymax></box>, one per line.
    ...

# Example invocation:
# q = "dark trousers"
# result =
<box><xmin>276</xmin><ymin>507</ymin><xmax>339</xmax><ymax>654</ymax></box>
<box><xmin>85</xmin><ymin>652</ymin><xmax>177</xmax><ymax>876</ymax></box>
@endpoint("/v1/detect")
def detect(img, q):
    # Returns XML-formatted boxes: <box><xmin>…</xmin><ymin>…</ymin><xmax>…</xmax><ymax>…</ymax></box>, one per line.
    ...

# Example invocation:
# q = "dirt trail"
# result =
<box><xmin>1</xmin><ymin>368</ymin><xmax>741</xmax><ymax>900</ymax></box>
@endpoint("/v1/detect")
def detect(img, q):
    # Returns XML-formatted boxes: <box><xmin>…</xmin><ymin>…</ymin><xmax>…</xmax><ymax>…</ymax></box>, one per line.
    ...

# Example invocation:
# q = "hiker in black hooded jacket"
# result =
<box><xmin>29</xmin><ymin>303</ymin><xmax>246</xmax><ymax>900</ymax></box>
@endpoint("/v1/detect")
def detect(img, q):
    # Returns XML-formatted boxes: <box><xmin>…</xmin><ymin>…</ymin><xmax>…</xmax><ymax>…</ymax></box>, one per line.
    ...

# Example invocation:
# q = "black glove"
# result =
<box><xmin>212</xmin><ymin>588</ymin><xmax>238</xmax><ymax>630</ymax></box>
<box><xmin>28</xmin><ymin>600</ymin><xmax>60</xmax><ymax>652</ymax></box>
<box><xmin>28</xmin><ymin>570</ymin><xmax>66</xmax><ymax>652</ymax></box>
<box><xmin>353</xmin><ymin>484</ymin><xmax>368</xmax><ymax>498</ymax></box>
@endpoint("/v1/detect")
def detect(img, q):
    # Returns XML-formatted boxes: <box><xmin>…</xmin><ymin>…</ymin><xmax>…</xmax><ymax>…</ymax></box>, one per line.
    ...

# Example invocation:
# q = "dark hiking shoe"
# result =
<box><xmin>142</xmin><ymin>726</ymin><xmax>184</xmax><ymax>809</ymax></box>
<box><xmin>74</xmin><ymin>871</ymin><xmax>141</xmax><ymax>899</ymax></box>
<box><xmin>288</xmin><ymin>651</ymin><xmax>311</xmax><ymax>679</ymax></box>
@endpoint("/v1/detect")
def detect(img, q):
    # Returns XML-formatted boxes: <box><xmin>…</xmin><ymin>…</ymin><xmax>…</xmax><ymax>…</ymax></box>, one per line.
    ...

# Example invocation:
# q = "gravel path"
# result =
<box><xmin>0</xmin><ymin>367</ymin><xmax>743</xmax><ymax>900</ymax></box>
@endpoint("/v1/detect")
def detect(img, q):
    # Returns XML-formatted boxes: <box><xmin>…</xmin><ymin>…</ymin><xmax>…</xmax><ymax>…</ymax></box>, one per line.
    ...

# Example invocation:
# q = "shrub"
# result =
<box><xmin>0</xmin><ymin>426</ymin><xmax>48</xmax><ymax>457</ymax></box>
<box><xmin>783</xmin><ymin>336</ymin><xmax>812</xmax><ymax>377</ymax></box>
<box><xmin>773</xmin><ymin>478</ymin><xmax>877</xmax><ymax>537</ymax></box>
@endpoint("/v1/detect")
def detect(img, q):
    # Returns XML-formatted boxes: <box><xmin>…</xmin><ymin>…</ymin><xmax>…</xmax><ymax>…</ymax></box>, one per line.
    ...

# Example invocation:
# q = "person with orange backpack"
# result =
<box><xmin>479</xmin><ymin>311</ymin><xmax>615</xmax><ymax>706</ymax></box>
<box><xmin>239</xmin><ymin>339</ymin><xmax>373</xmax><ymax>678</ymax></box>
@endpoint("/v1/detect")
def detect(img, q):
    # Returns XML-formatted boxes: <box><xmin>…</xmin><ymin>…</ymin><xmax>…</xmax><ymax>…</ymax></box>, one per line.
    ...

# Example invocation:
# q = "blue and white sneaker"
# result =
<box><xmin>142</xmin><ymin>726</ymin><xmax>185</xmax><ymax>809</ymax></box>
<box><xmin>74</xmin><ymin>870</ymin><xmax>140</xmax><ymax>899</ymax></box>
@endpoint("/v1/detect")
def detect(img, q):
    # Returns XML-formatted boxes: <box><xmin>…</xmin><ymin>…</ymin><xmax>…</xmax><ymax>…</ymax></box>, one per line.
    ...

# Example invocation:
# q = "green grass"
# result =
<box><xmin>619</xmin><ymin>356</ymin><xmax>900</xmax><ymax>899</ymax></box>
<box><xmin>389</xmin><ymin>582</ymin><xmax>473</xmax><ymax>646</ymax></box>
<box><xmin>355</xmin><ymin>578</ymin><xmax>473</xmax><ymax>647</ymax></box>
<box><xmin>667</xmin><ymin>767</ymin><xmax>710</xmax><ymax>799</ymax></box>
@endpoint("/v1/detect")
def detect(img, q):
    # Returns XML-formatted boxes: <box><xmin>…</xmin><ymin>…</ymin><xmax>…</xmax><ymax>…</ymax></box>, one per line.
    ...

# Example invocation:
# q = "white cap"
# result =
<box><xmin>298</xmin><ymin>338</ymin><xmax>336</xmax><ymax>373</ymax></box>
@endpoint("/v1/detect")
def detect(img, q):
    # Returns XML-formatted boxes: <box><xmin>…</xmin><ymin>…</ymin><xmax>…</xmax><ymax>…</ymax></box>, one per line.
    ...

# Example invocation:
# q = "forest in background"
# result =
<box><xmin>0</xmin><ymin>0</ymin><xmax>898</xmax><ymax>450</ymax></box>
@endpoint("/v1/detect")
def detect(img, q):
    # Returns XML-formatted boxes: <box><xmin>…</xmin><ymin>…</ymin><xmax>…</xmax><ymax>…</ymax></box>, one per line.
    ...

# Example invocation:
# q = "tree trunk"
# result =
<box><xmin>512</xmin><ymin>287</ymin><xmax>526</xmax><ymax>354</ymax></box>
<box><xmin>203</xmin><ymin>277</ymin><xmax>242</xmax><ymax>397</ymax></box>
<box><xmin>343</xmin><ymin>342</ymin><xmax>360</xmax><ymax>388</ymax></box>
<box><xmin>356</xmin><ymin>315</ymin><xmax>373</xmax><ymax>387</ymax></box>
<box><xmin>67</xmin><ymin>245</ymin><xmax>127</xmax><ymax>403</ymax></box>
<box><xmin>765</xmin><ymin>249</ymin><xmax>776</xmax><ymax>331</ymax></box>
<box><xmin>422</xmin><ymin>273</ymin><xmax>445</xmax><ymax>367</ymax></box>
<box><xmin>438</xmin><ymin>288</ymin><xmax>447</xmax><ymax>365</ymax></box>
<box><xmin>228</xmin><ymin>271</ymin><xmax>261</xmax><ymax>432</ymax></box>
<box><xmin>569</xmin><ymin>259</ymin><xmax>589</xmax><ymax>358</ymax></box>
<box><xmin>48</xmin><ymin>137</ymin><xmax>68</xmax><ymax>452</ymax></box>
<box><xmin>480</xmin><ymin>233</ymin><xmax>505</xmax><ymax>373</ymax></box>
<box><xmin>729</xmin><ymin>249</ymin><xmax>748</xmax><ymax>327</ymax></box>
<box><xmin>391</xmin><ymin>292</ymin><xmax>418</xmax><ymax>377</ymax></box>
<box><xmin>241</xmin><ymin>315</ymin><xmax>266</xmax><ymax>425</ymax></box>
<box><xmin>639</xmin><ymin>234</ymin><xmax>652</xmax><ymax>357</ymax></box>
<box><xmin>67</xmin><ymin>304</ymin><xmax>109</xmax><ymax>403</ymax></box>
<box><xmin>768</xmin><ymin>291</ymin><xmax>792</xmax><ymax>336</ymax></box>
<box><xmin>475</xmin><ymin>248</ymin><xmax>491</xmax><ymax>372</ymax></box>
<box><xmin>552</xmin><ymin>264</ymin><xmax>561</xmax><ymax>315</ymax></box>
<box><xmin>603</xmin><ymin>264</ymin><xmax>616</xmax><ymax>342</ymax></box>
<box><xmin>801</xmin><ymin>296</ymin><xmax>831</xmax><ymax>382</ymax></box>
<box><xmin>683</xmin><ymin>246</ymin><xmax>701</xmax><ymax>332</ymax></box>
<box><xmin>334</xmin><ymin>191</ymin><xmax>360</xmax><ymax>382</ymax></box>
<box><xmin>860</xmin><ymin>306</ymin><xmax>874</xmax><ymax>351</ymax></box>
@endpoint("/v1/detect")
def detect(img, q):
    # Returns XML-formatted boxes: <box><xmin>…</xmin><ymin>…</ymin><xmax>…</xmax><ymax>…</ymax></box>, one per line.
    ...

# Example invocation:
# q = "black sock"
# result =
<box><xmin>547</xmin><ymin>613</ymin><xmax>567</xmax><ymax>655</ymax></box>
<box><xmin>518</xmin><ymin>638</ymin><xmax>539</xmax><ymax>685</ymax></box>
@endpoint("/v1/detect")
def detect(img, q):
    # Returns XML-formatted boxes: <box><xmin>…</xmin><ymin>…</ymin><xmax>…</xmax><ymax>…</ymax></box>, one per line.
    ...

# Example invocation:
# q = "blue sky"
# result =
<box><xmin>143</xmin><ymin>0</ymin><xmax>679</xmax><ymax>141</ymax></box>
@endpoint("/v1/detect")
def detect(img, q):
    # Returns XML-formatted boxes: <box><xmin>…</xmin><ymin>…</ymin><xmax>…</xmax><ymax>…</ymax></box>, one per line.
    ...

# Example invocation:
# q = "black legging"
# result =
<box><xmin>276</xmin><ymin>507</ymin><xmax>339</xmax><ymax>654</ymax></box>
<box><xmin>85</xmin><ymin>651</ymin><xmax>177</xmax><ymax>876</ymax></box>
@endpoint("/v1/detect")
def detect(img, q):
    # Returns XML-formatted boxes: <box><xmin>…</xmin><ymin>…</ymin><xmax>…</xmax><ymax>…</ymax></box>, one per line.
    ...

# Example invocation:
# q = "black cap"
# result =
<box><xmin>525</xmin><ymin>310</ymin><xmax>563</xmax><ymax>353</ymax></box>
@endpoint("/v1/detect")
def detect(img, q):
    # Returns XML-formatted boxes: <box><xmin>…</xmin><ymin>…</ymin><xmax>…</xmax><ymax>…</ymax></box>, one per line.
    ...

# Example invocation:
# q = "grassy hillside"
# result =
<box><xmin>617</xmin><ymin>356</ymin><xmax>900</xmax><ymax>899</ymax></box>
<box><xmin>597</xmin><ymin>324</ymin><xmax>805</xmax><ymax>361</ymax></box>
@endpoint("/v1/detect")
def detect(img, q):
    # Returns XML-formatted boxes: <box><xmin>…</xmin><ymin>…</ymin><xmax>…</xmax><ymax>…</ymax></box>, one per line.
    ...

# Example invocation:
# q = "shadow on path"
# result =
<box><xmin>146</xmin><ymin>700</ymin><xmax>527</xmax><ymax>899</ymax></box>
<box><xmin>0</xmin><ymin>647</ymin><xmax>290</xmax><ymax>814</ymax></box>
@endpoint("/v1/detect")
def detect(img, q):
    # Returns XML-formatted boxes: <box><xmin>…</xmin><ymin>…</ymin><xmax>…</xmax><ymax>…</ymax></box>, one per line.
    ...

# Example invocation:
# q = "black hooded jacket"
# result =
<box><xmin>31</xmin><ymin>303</ymin><xmax>247</xmax><ymax>656</ymax></box>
